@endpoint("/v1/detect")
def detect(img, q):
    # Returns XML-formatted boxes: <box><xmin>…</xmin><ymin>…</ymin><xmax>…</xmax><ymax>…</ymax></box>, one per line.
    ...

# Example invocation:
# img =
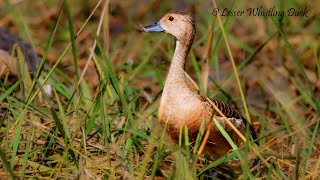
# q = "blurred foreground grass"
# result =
<box><xmin>0</xmin><ymin>0</ymin><xmax>319</xmax><ymax>179</ymax></box>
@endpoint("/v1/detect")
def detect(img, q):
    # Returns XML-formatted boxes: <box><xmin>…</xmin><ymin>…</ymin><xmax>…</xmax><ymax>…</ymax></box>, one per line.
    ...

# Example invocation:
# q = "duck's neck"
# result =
<box><xmin>165</xmin><ymin>40</ymin><xmax>192</xmax><ymax>90</ymax></box>
<box><xmin>158</xmin><ymin>28</ymin><xmax>197</xmax><ymax>121</ymax></box>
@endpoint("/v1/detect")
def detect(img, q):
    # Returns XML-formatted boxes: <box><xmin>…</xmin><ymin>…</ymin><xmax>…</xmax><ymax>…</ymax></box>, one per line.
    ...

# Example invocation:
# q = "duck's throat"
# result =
<box><xmin>165</xmin><ymin>40</ymin><xmax>191</xmax><ymax>88</ymax></box>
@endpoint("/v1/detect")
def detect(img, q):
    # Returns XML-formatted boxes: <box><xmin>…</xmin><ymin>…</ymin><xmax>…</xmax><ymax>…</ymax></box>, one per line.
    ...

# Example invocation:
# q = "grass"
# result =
<box><xmin>0</xmin><ymin>0</ymin><xmax>319</xmax><ymax>179</ymax></box>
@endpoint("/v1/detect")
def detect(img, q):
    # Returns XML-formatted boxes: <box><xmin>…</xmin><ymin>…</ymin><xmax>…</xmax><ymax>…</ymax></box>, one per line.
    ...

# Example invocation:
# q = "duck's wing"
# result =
<box><xmin>210</xmin><ymin>99</ymin><xmax>243</xmax><ymax>119</ymax></box>
<box><xmin>209</xmin><ymin>99</ymin><xmax>258</xmax><ymax>140</ymax></box>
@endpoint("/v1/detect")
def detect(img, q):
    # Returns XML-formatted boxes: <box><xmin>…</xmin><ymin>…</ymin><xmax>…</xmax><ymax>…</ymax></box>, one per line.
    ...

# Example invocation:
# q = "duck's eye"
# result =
<box><xmin>168</xmin><ymin>16</ymin><xmax>174</xmax><ymax>21</ymax></box>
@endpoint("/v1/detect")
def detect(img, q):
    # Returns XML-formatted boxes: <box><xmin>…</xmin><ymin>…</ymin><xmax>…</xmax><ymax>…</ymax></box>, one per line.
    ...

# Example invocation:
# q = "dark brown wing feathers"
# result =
<box><xmin>210</xmin><ymin>99</ymin><xmax>258</xmax><ymax>140</ymax></box>
<box><xmin>211</xmin><ymin>99</ymin><xmax>242</xmax><ymax>119</ymax></box>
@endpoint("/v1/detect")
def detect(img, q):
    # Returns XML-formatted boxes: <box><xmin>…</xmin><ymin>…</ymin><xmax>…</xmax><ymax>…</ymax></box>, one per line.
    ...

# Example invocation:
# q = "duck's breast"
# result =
<box><xmin>158</xmin><ymin>92</ymin><xmax>210</xmax><ymax>140</ymax></box>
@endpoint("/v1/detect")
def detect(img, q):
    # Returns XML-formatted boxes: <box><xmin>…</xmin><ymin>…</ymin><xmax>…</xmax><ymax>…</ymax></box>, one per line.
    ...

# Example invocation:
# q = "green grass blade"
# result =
<box><xmin>151</xmin><ymin>121</ymin><xmax>168</xmax><ymax>179</ymax></box>
<box><xmin>0</xmin><ymin>81</ymin><xmax>20</xmax><ymax>102</ymax></box>
<box><xmin>129</xmin><ymin>37</ymin><xmax>164</xmax><ymax>81</ymax></box>
<box><xmin>20</xmin><ymin>124</ymin><xmax>34</xmax><ymax>179</ymax></box>
<box><xmin>190</xmin><ymin>52</ymin><xmax>205</xmax><ymax>93</ymax></box>
<box><xmin>96</xmin><ymin>40</ymin><xmax>134</xmax><ymax>123</ymax></box>
<box><xmin>302</xmin><ymin>120</ymin><xmax>320</xmax><ymax>178</ymax></box>
<box><xmin>26</xmin><ymin>4</ymin><xmax>63</xmax><ymax>104</ymax></box>
<box><xmin>10</xmin><ymin>110</ymin><xmax>26</xmax><ymax>169</ymax></box>
<box><xmin>53</xmin><ymin>87</ymin><xmax>71</xmax><ymax>140</ymax></box>
<box><xmin>63</xmin><ymin>0</ymin><xmax>79</xmax><ymax>80</ymax></box>
<box><xmin>184</xmin><ymin>124</ymin><xmax>191</xmax><ymax>164</ymax></box>
<box><xmin>272</xmin><ymin>18</ymin><xmax>320</xmax><ymax>114</ymax></box>
<box><xmin>193</xmin><ymin>118</ymin><xmax>206</xmax><ymax>154</ymax></box>
<box><xmin>212</xmin><ymin>117</ymin><xmax>254</xmax><ymax>179</ymax></box>
<box><xmin>238</xmin><ymin>32</ymin><xmax>276</xmax><ymax>71</ymax></box>
<box><xmin>199</xmin><ymin>150</ymin><xmax>238</xmax><ymax>176</ymax></box>
<box><xmin>0</xmin><ymin>148</ymin><xmax>15</xmax><ymax>179</ymax></box>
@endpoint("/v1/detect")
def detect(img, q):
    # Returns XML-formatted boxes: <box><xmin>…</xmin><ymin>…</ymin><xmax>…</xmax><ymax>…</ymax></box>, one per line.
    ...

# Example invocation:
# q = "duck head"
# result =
<box><xmin>142</xmin><ymin>11</ymin><xmax>195</xmax><ymax>46</ymax></box>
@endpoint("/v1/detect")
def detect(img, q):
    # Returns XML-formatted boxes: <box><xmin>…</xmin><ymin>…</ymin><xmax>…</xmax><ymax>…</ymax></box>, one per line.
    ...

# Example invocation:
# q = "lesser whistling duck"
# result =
<box><xmin>142</xmin><ymin>11</ymin><xmax>255</xmax><ymax>159</ymax></box>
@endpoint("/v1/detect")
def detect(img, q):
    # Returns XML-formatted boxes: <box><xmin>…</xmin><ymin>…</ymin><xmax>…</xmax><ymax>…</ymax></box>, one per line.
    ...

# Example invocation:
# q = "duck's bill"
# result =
<box><xmin>142</xmin><ymin>22</ymin><xmax>165</xmax><ymax>32</ymax></box>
